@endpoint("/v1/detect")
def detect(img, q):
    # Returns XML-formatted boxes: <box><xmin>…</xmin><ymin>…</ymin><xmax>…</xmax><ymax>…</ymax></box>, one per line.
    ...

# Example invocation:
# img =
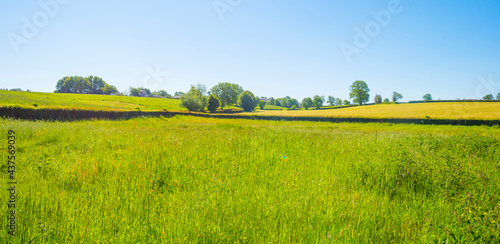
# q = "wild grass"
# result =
<box><xmin>1</xmin><ymin>116</ymin><xmax>499</xmax><ymax>243</ymax></box>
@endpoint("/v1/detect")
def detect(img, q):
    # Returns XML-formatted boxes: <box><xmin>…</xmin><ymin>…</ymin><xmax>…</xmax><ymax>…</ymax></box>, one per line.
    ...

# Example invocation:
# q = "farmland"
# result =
<box><xmin>1</xmin><ymin>116</ymin><xmax>499</xmax><ymax>243</ymax></box>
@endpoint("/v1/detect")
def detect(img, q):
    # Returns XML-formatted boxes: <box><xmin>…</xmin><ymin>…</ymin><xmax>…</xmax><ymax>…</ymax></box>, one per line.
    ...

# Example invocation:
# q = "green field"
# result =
<box><xmin>0</xmin><ymin>90</ymin><xmax>184</xmax><ymax>111</ymax></box>
<box><xmin>1</xmin><ymin>116</ymin><xmax>499</xmax><ymax>243</ymax></box>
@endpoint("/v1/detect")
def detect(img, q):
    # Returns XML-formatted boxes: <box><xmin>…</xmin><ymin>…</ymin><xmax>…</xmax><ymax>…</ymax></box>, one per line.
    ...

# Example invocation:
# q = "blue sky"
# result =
<box><xmin>1</xmin><ymin>0</ymin><xmax>500</xmax><ymax>102</ymax></box>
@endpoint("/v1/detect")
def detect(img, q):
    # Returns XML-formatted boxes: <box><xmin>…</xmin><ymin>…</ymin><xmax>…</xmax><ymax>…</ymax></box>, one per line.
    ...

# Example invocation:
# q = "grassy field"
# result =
<box><xmin>0</xmin><ymin>90</ymin><xmax>184</xmax><ymax>111</ymax></box>
<box><xmin>244</xmin><ymin>102</ymin><xmax>500</xmax><ymax>120</ymax></box>
<box><xmin>1</xmin><ymin>116</ymin><xmax>499</xmax><ymax>243</ymax></box>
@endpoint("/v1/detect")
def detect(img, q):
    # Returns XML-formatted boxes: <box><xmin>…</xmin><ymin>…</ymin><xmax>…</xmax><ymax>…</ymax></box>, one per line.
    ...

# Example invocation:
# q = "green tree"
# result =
<box><xmin>374</xmin><ymin>94</ymin><xmax>382</xmax><ymax>104</ymax></box>
<box><xmin>349</xmin><ymin>80</ymin><xmax>370</xmax><ymax>105</ymax></box>
<box><xmin>313</xmin><ymin>95</ymin><xmax>323</xmax><ymax>109</ymax></box>
<box><xmin>210</xmin><ymin>82</ymin><xmax>243</xmax><ymax>108</ymax></box>
<box><xmin>269</xmin><ymin>97</ymin><xmax>275</xmax><ymax>105</ymax></box>
<box><xmin>207</xmin><ymin>94</ymin><xmax>221</xmax><ymax>113</ymax></box>
<box><xmin>102</xmin><ymin>84</ymin><xmax>118</xmax><ymax>95</ymax></box>
<box><xmin>483</xmin><ymin>94</ymin><xmax>494</xmax><ymax>101</ymax></box>
<box><xmin>496</xmin><ymin>91</ymin><xmax>500</xmax><ymax>101</ymax></box>
<box><xmin>392</xmin><ymin>92</ymin><xmax>403</xmax><ymax>102</ymax></box>
<box><xmin>302</xmin><ymin>97</ymin><xmax>313</xmax><ymax>110</ymax></box>
<box><xmin>180</xmin><ymin>86</ymin><xmax>207</xmax><ymax>112</ymax></box>
<box><xmin>129</xmin><ymin>87</ymin><xmax>140</xmax><ymax>96</ymax></box>
<box><xmin>156</xmin><ymin>90</ymin><xmax>171</xmax><ymax>98</ymax></box>
<box><xmin>258</xmin><ymin>100</ymin><xmax>266</xmax><ymax>110</ymax></box>
<box><xmin>423</xmin><ymin>93</ymin><xmax>433</xmax><ymax>101</ymax></box>
<box><xmin>174</xmin><ymin>91</ymin><xmax>184</xmax><ymax>97</ymax></box>
<box><xmin>336</xmin><ymin>98</ymin><xmax>343</xmax><ymax>106</ymax></box>
<box><xmin>195</xmin><ymin>83</ymin><xmax>208</xmax><ymax>96</ymax></box>
<box><xmin>327</xmin><ymin>96</ymin><xmax>336</xmax><ymax>106</ymax></box>
<box><xmin>343</xmin><ymin>100</ymin><xmax>351</xmax><ymax>105</ymax></box>
<box><xmin>237</xmin><ymin>90</ymin><xmax>258</xmax><ymax>112</ymax></box>
<box><xmin>383</xmin><ymin>98</ymin><xmax>390</xmax><ymax>103</ymax></box>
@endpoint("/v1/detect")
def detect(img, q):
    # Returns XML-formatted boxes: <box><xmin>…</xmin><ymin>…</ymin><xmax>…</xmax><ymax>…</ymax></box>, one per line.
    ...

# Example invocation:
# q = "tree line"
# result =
<box><xmin>55</xmin><ymin>76</ymin><xmax>117</xmax><ymax>95</ymax></box>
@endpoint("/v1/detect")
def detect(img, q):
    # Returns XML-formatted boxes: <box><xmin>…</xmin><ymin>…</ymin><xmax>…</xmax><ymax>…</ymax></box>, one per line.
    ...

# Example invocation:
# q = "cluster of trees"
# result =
<box><xmin>180</xmin><ymin>82</ymin><xmax>259</xmax><ymax>112</ymax></box>
<box><xmin>269</xmin><ymin>97</ymin><xmax>299</xmax><ymax>108</ymax></box>
<box><xmin>55</xmin><ymin>76</ymin><xmax>117</xmax><ymax>95</ymax></box>
<box><xmin>129</xmin><ymin>87</ymin><xmax>172</xmax><ymax>98</ymax></box>
<box><xmin>327</xmin><ymin>96</ymin><xmax>351</xmax><ymax>106</ymax></box>
<box><xmin>483</xmin><ymin>92</ymin><xmax>500</xmax><ymax>101</ymax></box>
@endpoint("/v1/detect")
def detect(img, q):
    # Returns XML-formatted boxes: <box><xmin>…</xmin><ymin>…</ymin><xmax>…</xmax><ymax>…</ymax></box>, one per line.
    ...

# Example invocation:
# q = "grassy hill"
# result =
<box><xmin>244</xmin><ymin>102</ymin><xmax>500</xmax><ymax>120</ymax></box>
<box><xmin>0</xmin><ymin>90</ymin><xmax>184</xmax><ymax>111</ymax></box>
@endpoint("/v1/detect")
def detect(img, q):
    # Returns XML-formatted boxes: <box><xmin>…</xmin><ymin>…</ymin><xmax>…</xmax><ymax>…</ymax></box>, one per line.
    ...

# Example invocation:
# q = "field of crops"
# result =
<box><xmin>0</xmin><ymin>90</ymin><xmax>184</xmax><ymax>111</ymax></box>
<box><xmin>1</xmin><ymin>116</ymin><xmax>499</xmax><ymax>243</ymax></box>
<box><xmin>246</xmin><ymin>102</ymin><xmax>500</xmax><ymax>120</ymax></box>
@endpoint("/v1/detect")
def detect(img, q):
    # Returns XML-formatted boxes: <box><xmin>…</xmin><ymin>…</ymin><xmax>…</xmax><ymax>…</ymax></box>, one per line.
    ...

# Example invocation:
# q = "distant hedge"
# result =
<box><xmin>409</xmin><ymin>100</ymin><xmax>500</xmax><ymax>103</ymax></box>
<box><xmin>1</xmin><ymin>106</ymin><xmax>499</xmax><ymax>126</ymax></box>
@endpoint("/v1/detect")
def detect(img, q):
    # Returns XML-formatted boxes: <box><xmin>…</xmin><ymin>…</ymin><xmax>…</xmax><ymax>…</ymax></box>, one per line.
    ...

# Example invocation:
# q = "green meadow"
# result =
<box><xmin>1</xmin><ymin>116</ymin><xmax>499</xmax><ymax>243</ymax></box>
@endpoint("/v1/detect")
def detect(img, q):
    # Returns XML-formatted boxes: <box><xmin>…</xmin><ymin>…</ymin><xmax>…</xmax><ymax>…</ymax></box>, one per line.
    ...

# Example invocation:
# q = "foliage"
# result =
<box><xmin>483</xmin><ymin>94</ymin><xmax>494</xmax><ymax>101</ymax></box>
<box><xmin>343</xmin><ymin>100</ymin><xmax>351</xmax><ymax>105</ymax></box>
<box><xmin>313</xmin><ymin>95</ymin><xmax>324</xmax><ymax>109</ymax></box>
<box><xmin>210</xmin><ymin>83</ymin><xmax>244</xmax><ymax>108</ymax></box>
<box><xmin>237</xmin><ymin>91</ymin><xmax>258</xmax><ymax>112</ymax></box>
<box><xmin>174</xmin><ymin>91</ymin><xmax>185</xmax><ymax>97</ymax></box>
<box><xmin>179</xmin><ymin>86</ymin><xmax>207</xmax><ymax>112</ymax></box>
<box><xmin>275</xmin><ymin>96</ymin><xmax>299</xmax><ymax>108</ymax></box>
<box><xmin>207</xmin><ymin>94</ymin><xmax>221</xmax><ymax>112</ymax></box>
<box><xmin>302</xmin><ymin>97</ymin><xmax>313</xmax><ymax>110</ymax></box>
<box><xmin>349</xmin><ymin>80</ymin><xmax>370</xmax><ymax>105</ymax></box>
<box><xmin>423</xmin><ymin>93</ymin><xmax>433</xmax><ymax>101</ymax></box>
<box><xmin>102</xmin><ymin>84</ymin><xmax>118</xmax><ymax>95</ymax></box>
<box><xmin>497</xmin><ymin>91</ymin><xmax>500</xmax><ymax>101</ymax></box>
<box><xmin>195</xmin><ymin>83</ymin><xmax>208</xmax><ymax>96</ymax></box>
<box><xmin>327</xmin><ymin>96</ymin><xmax>336</xmax><ymax>106</ymax></box>
<box><xmin>129</xmin><ymin>87</ymin><xmax>151</xmax><ymax>97</ymax></box>
<box><xmin>392</xmin><ymin>92</ymin><xmax>403</xmax><ymax>102</ymax></box>
<box><xmin>384</xmin><ymin>98</ymin><xmax>390</xmax><ymax>103</ymax></box>
<box><xmin>55</xmin><ymin>75</ymin><xmax>113</xmax><ymax>94</ymax></box>
<box><xmin>374</xmin><ymin>94</ymin><xmax>382</xmax><ymax>104</ymax></box>
<box><xmin>258</xmin><ymin>100</ymin><xmax>266</xmax><ymax>110</ymax></box>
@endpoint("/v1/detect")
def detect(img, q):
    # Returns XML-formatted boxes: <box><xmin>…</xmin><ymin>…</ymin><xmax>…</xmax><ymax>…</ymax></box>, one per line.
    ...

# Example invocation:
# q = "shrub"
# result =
<box><xmin>258</xmin><ymin>100</ymin><xmax>266</xmax><ymax>110</ymax></box>
<box><xmin>180</xmin><ymin>86</ymin><xmax>207</xmax><ymax>112</ymax></box>
<box><xmin>237</xmin><ymin>91</ymin><xmax>258</xmax><ymax>112</ymax></box>
<box><xmin>207</xmin><ymin>94</ymin><xmax>221</xmax><ymax>113</ymax></box>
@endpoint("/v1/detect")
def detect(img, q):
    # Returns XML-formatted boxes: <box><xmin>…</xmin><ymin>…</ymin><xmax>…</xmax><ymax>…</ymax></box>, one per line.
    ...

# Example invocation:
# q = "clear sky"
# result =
<box><xmin>1</xmin><ymin>0</ymin><xmax>500</xmax><ymax>102</ymax></box>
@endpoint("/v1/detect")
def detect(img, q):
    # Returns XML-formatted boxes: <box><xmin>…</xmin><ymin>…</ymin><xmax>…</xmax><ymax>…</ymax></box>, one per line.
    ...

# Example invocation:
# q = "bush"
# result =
<box><xmin>207</xmin><ymin>94</ymin><xmax>221</xmax><ymax>113</ymax></box>
<box><xmin>237</xmin><ymin>91</ymin><xmax>258</xmax><ymax>112</ymax></box>
<box><xmin>258</xmin><ymin>100</ymin><xmax>266</xmax><ymax>110</ymax></box>
<box><xmin>290</xmin><ymin>105</ymin><xmax>297</xmax><ymax>110</ymax></box>
<box><xmin>180</xmin><ymin>86</ymin><xmax>207</xmax><ymax>112</ymax></box>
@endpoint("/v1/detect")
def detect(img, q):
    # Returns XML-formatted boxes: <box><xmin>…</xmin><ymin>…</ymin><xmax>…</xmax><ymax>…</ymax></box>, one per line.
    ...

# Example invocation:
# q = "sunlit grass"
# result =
<box><xmin>1</xmin><ymin>116</ymin><xmax>499</xmax><ymax>243</ymax></box>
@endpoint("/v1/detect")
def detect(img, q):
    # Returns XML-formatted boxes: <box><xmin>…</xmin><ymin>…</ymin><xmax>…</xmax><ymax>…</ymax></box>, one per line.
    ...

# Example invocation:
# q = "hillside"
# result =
<box><xmin>0</xmin><ymin>90</ymin><xmax>184</xmax><ymax>111</ymax></box>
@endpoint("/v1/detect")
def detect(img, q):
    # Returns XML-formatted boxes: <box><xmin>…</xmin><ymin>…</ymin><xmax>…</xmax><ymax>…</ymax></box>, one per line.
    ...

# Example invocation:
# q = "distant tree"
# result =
<box><xmin>302</xmin><ymin>97</ymin><xmax>313</xmax><ymax>110</ymax></box>
<box><xmin>174</xmin><ymin>91</ymin><xmax>184</xmax><ymax>97</ymax></box>
<box><xmin>102</xmin><ymin>84</ymin><xmax>118</xmax><ymax>95</ymax></box>
<box><xmin>349</xmin><ymin>80</ymin><xmax>370</xmax><ymax>105</ymax></box>
<box><xmin>290</xmin><ymin>98</ymin><xmax>299</xmax><ymax>108</ymax></box>
<box><xmin>374</xmin><ymin>94</ymin><xmax>382</xmax><ymax>104</ymax></box>
<box><xmin>423</xmin><ymin>93</ymin><xmax>433</xmax><ymax>101</ymax></box>
<box><xmin>157</xmin><ymin>90</ymin><xmax>171</xmax><ymax>98</ymax></box>
<box><xmin>207</xmin><ymin>94</ymin><xmax>221</xmax><ymax>113</ymax></box>
<box><xmin>336</xmin><ymin>98</ymin><xmax>343</xmax><ymax>106</ymax></box>
<box><xmin>290</xmin><ymin>105</ymin><xmax>297</xmax><ymax>110</ymax></box>
<box><xmin>343</xmin><ymin>100</ymin><xmax>351</xmax><ymax>105</ymax></box>
<box><xmin>313</xmin><ymin>95</ymin><xmax>323</xmax><ymax>109</ymax></box>
<box><xmin>392</xmin><ymin>92</ymin><xmax>403</xmax><ymax>102</ymax></box>
<box><xmin>180</xmin><ymin>86</ymin><xmax>207</xmax><ymax>112</ymax></box>
<box><xmin>383</xmin><ymin>98</ymin><xmax>390</xmax><ymax>103</ymax></box>
<box><xmin>497</xmin><ymin>91</ymin><xmax>500</xmax><ymax>101</ymax></box>
<box><xmin>258</xmin><ymin>100</ymin><xmax>266</xmax><ymax>110</ymax></box>
<box><xmin>483</xmin><ymin>94</ymin><xmax>494</xmax><ymax>101</ymax></box>
<box><xmin>210</xmin><ymin>82</ymin><xmax>243</xmax><ymax>108</ymax></box>
<box><xmin>129</xmin><ymin>87</ymin><xmax>140</xmax><ymax>96</ymax></box>
<box><xmin>237</xmin><ymin>90</ymin><xmax>258</xmax><ymax>112</ymax></box>
<box><xmin>195</xmin><ymin>83</ymin><xmax>208</xmax><ymax>96</ymax></box>
<box><xmin>327</xmin><ymin>96</ymin><xmax>336</xmax><ymax>106</ymax></box>
<box><xmin>269</xmin><ymin>97</ymin><xmax>275</xmax><ymax>105</ymax></box>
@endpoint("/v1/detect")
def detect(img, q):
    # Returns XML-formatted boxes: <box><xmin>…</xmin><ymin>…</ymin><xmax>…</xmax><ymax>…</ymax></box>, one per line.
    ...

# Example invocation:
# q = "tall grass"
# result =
<box><xmin>1</xmin><ymin>116</ymin><xmax>499</xmax><ymax>243</ymax></box>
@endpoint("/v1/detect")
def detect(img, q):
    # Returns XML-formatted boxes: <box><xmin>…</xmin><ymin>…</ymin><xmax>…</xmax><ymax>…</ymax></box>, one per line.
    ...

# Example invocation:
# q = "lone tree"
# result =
<box><xmin>258</xmin><ymin>100</ymin><xmax>266</xmax><ymax>110</ymax></box>
<box><xmin>497</xmin><ymin>91</ymin><xmax>500</xmax><ymax>101</ymax></box>
<box><xmin>392</xmin><ymin>92</ymin><xmax>403</xmax><ymax>102</ymax></box>
<box><xmin>327</xmin><ymin>96</ymin><xmax>336</xmax><ymax>106</ymax></box>
<box><xmin>180</xmin><ymin>86</ymin><xmax>207</xmax><ymax>112</ymax></box>
<box><xmin>312</xmin><ymin>95</ymin><xmax>324</xmax><ymax>109</ymax></box>
<box><xmin>374</xmin><ymin>94</ymin><xmax>382</xmax><ymax>104</ymax></box>
<box><xmin>483</xmin><ymin>94</ymin><xmax>494</xmax><ymax>101</ymax></box>
<box><xmin>237</xmin><ymin>91</ymin><xmax>258</xmax><ymax>112</ymax></box>
<box><xmin>207</xmin><ymin>94</ymin><xmax>221</xmax><ymax>113</ymax></box>
<box><xmin>302</xmin><ymin>97</ymin><xmax>313</xmax><ymax>110</ymax></box>
<box><xmin>349</xmin><ymin>80</ymin><xmax>370</xmax><ymax>105</ymax></box>
<box><xmin>423</xmin><ymin>93</ymin><xmax>433</xmax><ymax>101</ymax></box>
<box><xmin>210</xmin><ymin>82</ymin><xmax>243</xmax><ymax>108</ymax></box>
<box><xmin>383</xmin><ymin>98</ymin><xmax>390</xmax><ymax>103</ymax></box>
